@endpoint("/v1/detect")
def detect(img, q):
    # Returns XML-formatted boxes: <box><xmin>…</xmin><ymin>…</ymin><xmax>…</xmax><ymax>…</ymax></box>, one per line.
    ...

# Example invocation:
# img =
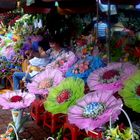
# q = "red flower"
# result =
<box><xmin>102</xmin><ymin>70</ymin><xmax>120</xmax><ymax>80</ymax></box>
<box><xmin>115</xmin><ymin>38</ymin><xmax>126</xmax><ymax>48</ymax></box>
<box><xmin>134</xmin><ymin>47</ymin><xmax>140</xmax><ymax>58</ymax></box>
<box><xmin>118</xmin><ymin>123</ymin><xmax>126</xmax><ymax>132</ymax></box>
<box><xmin>56</xmin><ymin>90</ymin><xmax>71</xmax><ymax>104</ymax></box>
<box><xmin>136</xmin><ymin>85</ymin><xmax>140</xmax><ymax>96</ymax></box>
<box><xmin>10</xmin><ymin>95</ymin><xmax>23</xmax><ymax>102</ymax></box>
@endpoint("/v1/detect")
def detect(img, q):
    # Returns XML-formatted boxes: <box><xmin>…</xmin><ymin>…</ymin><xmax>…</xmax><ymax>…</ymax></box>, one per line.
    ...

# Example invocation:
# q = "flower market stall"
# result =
<box><xmin>0</xmin><ymin>0</ymin><xmax>140</xmax><ymax>139</ymax></box>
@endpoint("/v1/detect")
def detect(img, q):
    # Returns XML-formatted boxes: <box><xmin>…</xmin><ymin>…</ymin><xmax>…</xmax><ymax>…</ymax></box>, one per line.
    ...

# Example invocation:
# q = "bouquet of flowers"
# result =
<box><xmin>72</xmin><ymin>60</ymin><xmax>90</xmax><ymax>74</ymax></box>
<box><xmin>0</xmin><ymin>90</ymin><xmax>35</xmax><ymax>132</ymax></box>
<box><xmin>66</xmin><ymin>56</ymin><xmax>105</xmax><ymax>82</ymax></box>
<box><xmin>0</xmin><ymin>60</ymin><xmax>12</xmax><ymax>79</ymax></box>
<box><xmin>0</xmin><ymin>123</ymin><xmax>18</xmax><ymax>140</ymax></box>
<box><xmin>87</xmin><ymin>62</ymin><xmax>137</xmax><ymax>93</ymax></box>
<box><xmin>119</xmin><ymin>70</ymin><xmax>140</xmax><ymax>113</ymax></box>
<box><xmin>104</xmin><ymin>125</ymin><xmax>139</xmax><ymax>140</ymax></box>
<box><xmin>47</xmin><ymin>51</ymin><xmax>77</xmax><ymax>74</ymax></box>
<box><xmin>54</xmin><ymin>57</ymin><xmax>67</xmax><ymax>68</ymax></box>
<box><xmin>27</xmin><ymin>68</ymin><xmax>64</xmax><ymax>95</ymax></box>
<box><xmin>68</xmin><ymin>90</ymin><xmax>122</xmax><ymax>131</ymax></box>
<box><xmin>44</xmin><ymin>77</ymin><xmax>85</xmax><ymax>114</ymax></box>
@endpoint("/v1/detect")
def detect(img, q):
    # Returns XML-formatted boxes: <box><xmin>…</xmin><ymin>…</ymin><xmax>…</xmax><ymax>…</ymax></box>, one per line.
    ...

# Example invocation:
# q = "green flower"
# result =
<box><xmin>119</xmin><ymin>70</ymin><xmax>140</xmax><ymax>113</ymax></box>
<box><xmin>44</xmin><ymin>77</ymin><xmax>84</xmax><ymax>114</ymax></box>
<box><xmin>104</xmin><ymin>126</ymin><xmax>139</xmax><ymax>140</ymax></box>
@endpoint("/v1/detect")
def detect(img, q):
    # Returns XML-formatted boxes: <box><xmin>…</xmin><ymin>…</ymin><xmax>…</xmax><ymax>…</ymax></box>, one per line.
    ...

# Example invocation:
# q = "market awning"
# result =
<box><xmin>101</xmin><ymin>0</ymin><xmax>140</xmax><ymax>5</ymax></box>
<box><xmin>0</xmin><ymin>0</ymin><xmax>17</xmax><ymax>13</ymax></box>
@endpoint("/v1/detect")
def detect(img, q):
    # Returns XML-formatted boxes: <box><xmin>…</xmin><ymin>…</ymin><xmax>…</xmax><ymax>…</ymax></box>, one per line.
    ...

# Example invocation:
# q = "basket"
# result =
<box><xmin>86</xmin><ymin>107</ymin><xmax>134</xmax><ymax>140</ymax></box>
<box><xmin>109</xmin><ymin>107</ymin><xmax>134</xmax><ymax>140</ymax></box>
<box><xmin>7</xmin><ymin>123</ymin><xmax>19</xmax><ymax>140</ymax></box>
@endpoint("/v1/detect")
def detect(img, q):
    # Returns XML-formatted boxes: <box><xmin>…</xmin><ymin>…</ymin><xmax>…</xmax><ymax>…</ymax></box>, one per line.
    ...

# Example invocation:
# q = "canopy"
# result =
<box><xmin>0</xmin><ymin>0</ymin><xmax>16</xmax><ymax>13</ymax></box>
<box><xmin>101</xmin><ymin>0</ymin><xmax>140</xmax><ymax>5</ymax></box>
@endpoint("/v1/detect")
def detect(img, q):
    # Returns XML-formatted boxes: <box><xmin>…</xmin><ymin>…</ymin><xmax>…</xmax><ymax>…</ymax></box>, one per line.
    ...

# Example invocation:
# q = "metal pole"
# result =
<box><xmin>107</xmin><ymin>0</ymin><xmax>111</xmax><ymax>63</ymax></box>
<box><xmin>96</xmin><ymin>0</ymin><xmax>99</xmax><ymax>42</ymax></box>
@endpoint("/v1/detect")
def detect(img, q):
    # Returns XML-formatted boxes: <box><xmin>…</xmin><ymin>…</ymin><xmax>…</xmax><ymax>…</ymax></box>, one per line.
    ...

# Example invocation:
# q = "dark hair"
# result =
<box><xmin>38</xmin><ymin>39</ymin><xmax>50</xmax><ymax>51</ymax></box>
<box><xmin>49</xmin><ymin>33</ymin><xmax>63</xmax><ymax>46</ymax></box>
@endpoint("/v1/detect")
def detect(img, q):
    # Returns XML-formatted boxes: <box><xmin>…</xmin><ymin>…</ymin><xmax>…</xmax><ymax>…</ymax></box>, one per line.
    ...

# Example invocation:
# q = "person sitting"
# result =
<box><xmin>13</xmin><ymin>33</ymin><xmax>69</xmax><ymax>90</ymax></box>
<box><xmin>13</xmin><ymin>39</ymin><xmax>49</xmax><ymax>90</ymax></box>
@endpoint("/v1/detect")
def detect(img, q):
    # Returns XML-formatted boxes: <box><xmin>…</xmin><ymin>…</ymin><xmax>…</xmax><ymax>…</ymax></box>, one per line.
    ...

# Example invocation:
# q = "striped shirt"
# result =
<box><xmin>94</xmin><ymin>22</ymin><xmax>108</xmax><ymax>37</ymax></box>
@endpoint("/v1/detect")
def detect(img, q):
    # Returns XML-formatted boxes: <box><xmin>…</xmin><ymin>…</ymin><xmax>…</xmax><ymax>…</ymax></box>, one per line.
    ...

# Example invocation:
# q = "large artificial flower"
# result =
<box><xmin>68</xmin><ymin>90</ymin><xmax>122</xmax><ymax>131</ymax></box>
<box><xmin>0</xmin><ymin>90</ymin><xmax>35</xmax><ymax>109</ymax></box>
<box><xmin>87</xmin><ymin>62</ymin><xmax>137</xmax><ymax>92</ymax></box>
<box><xmin>44</xmin><ymin>77</ymin><xmax>85</xmax><ymax>114</ymax></box>
<box><xmin>66</xmin><ymin>56</ymin><xmax>105</xmax><ymax>82</ymax></box>
<box><xmin>46</xmin><ymin>51</ymin><xmax>77</xmax><ymax>74</ymax></box>
<box><xmin>27</xmin><ymin>68</ymin><xmax>64</xmax><ymax>95</ymax></box>
<box><xmin>119</xmin><ymin>70</ymin><xmax>140</xmax><ymax>113</ymax></box>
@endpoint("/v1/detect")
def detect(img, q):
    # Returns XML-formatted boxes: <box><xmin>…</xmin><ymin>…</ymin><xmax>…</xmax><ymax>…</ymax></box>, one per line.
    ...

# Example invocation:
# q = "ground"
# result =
<box><xmin>0</xmin><ymin>106</ymin><xmax>52</xmax><ymax>140</ymax></box>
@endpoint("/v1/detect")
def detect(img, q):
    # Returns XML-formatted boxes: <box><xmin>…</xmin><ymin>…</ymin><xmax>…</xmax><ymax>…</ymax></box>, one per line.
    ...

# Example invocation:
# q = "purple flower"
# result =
<box><xmin>68</xmin><ymin>90</ymin><xmax>122</xmax><ymax>131</ymax></box>
<box><xmin>0</xmin><ymin>90</ymin><xmax>35</xmax><ymax>109</ymax></box>
<box><xmin>87</xmin><ymin>62</ymin><xmax>137</xmax><ymax>93</ymax></box>
<box><xmin>1</xmin><ymin>69</ymin><xmax>6</xmax><ymax>72</ymax></box>
<box><xmin>27</xmin><ymin>68</ymin><xmax>64</xmax><ymax>95</ymax></box>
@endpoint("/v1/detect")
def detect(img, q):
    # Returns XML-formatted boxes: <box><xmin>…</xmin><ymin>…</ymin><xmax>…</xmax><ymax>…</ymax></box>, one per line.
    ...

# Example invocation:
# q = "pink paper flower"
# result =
<box><xmin>68</xmin><ymin>90</ymin><xmax>122</xmax><ymax>131</ymax></box>
<box><xmin>72</xmin><ymin>60</ymin><xmax>90</xmax><ymax>74</ymax></box>
<box><xmin>46</xmin><ymin>51</ymin><xmax>77</xmax><ymax>74</ymax></box>
<box><xmin>87</xmin><ymin>62</ymin><xmax>137</xmax><ymax>93</ymax></box>
<box><xmin>0</xmin><ymin>90</ymin><xmax>35</xmax><ymax>109</ymax></box>
<box><xmin>27</xmin><ymin>68</ymin><xmax>64</xmax><ymax>95</ymax></box>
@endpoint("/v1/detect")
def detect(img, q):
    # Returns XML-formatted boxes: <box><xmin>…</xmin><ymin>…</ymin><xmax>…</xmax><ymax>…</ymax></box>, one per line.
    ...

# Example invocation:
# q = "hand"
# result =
<box><xmin>40</xmin><ymin>67</ymin><xmax>45</xmax><ymax>71</ymax></box>
<box><xmin>22</xmin><ymin>77</ymin><xmax>26</xmax><ymax>82</ymax></box>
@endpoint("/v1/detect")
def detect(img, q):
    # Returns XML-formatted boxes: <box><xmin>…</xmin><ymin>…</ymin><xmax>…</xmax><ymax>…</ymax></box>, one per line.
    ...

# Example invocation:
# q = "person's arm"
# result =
<box><xmin>93</xmin><ymin>26</ymin><xmax>97</xmax><ymax>36</ymax></box>
<box><xmin>33</xmin><ymin>48</ymin><xmax>50</xmax><ymax>58</ymax></box>
<box><xmin>31</xmin><ymin>50</ymin><xmax>40</xmax><ymax>58</ymax></box>
<box><xmin>105</xmin><ymin>24</ymin><xmax>108</xmax><ymax>39</ymax></box>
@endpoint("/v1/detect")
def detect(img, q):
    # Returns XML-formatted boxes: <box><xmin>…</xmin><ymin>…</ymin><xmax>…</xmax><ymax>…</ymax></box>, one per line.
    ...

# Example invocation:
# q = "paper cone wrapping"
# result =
<box><xmin>11</xmin><ymin>109</ymin><xmax>23</xmax><ymax>131</ymax></box>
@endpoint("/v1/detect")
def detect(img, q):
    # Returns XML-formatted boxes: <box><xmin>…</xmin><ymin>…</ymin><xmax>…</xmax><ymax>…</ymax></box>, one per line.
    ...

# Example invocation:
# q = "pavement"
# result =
<box><xmin>0</xmin><ymin>106</ymin><xmax>52</xmax><ymax>140</ymax></box>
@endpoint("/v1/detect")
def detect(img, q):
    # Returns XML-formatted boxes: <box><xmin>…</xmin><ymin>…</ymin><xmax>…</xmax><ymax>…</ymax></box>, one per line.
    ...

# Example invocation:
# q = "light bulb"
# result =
<box><xmin>55</xmin><ymin>1</ymin><xmax>59</xmax><ymax>7</ymax></box>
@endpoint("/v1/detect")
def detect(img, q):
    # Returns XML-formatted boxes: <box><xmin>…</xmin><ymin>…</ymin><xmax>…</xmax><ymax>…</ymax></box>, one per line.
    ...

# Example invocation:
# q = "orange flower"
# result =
<box><xmin>8</xmin><ymin>127</ymin><xmax>14</xmax><ymax>133</ymax></box>
<box><xmin>1</xmin><ymin>138</ymin><xmax>8</xmax><ymax>140</ymax></box>
<box><xmin>82</xmin><ymin>48</ymin><xmax>87</xmax><ymax>55</ymax></box>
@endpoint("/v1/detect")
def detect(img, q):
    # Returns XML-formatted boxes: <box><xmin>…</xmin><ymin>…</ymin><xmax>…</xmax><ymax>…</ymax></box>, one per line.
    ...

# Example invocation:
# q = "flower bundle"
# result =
<box><xmin>27</xmin><ymin>68</ymin><xmax>64</xmax><ymax>95</ymax></box>
<box><xmin>119</xmin><ymin>70</ymin><xmax>140</xmax><ymax>113</ymax></box>
<box><xmin>0</xmin><ymin>90</ymin><xmax>35</xmax><ymax>109</ymax></box>
<box><xmin>0</xmin><ymin>60</ymin><xmax>12</xmax><ymax>79</ymax></box>
<box><xmin>104</xmin><ymin>125</ymin><xmax>139</xmax><ymax>140</ymax></box>
<box><xmin>54</xmin><ymin>57</ymin><xmax>67</xmax><ymax>68</ymax></box>
<box><xmin>44</xmin><ymin>77</ymin><xmax>85</xmax><ymax>114</ymax></box>
<box><xmin>68</xmin><ymin>90</ymin><xmax>122</xmax><ymax>131</ymax></box>
<box><xmin>72</xmin><ymin>60</ymin><xmax>90</xmax><ymax>74</ymax></box>
<box><xmin>47</xmin><ymin>51</ymin><xmax>77</xmax><ymax>74</ymax></box>
<box><xmin>0</xmin><ymin>125</ymin><xmax>15</xmax><ymax>140</ymax></box>
<box><xmin>87</xmin><ymin>62</ymin><xmax>137</xmax><ymax>93</ymax></box>
<box><xmin>8</xmin><ymin>15</ymin><xmax>20</xmax><ymax>26</ymax></box>
<box><xmin>66</xmin><ymin>56</ymin><xmax>105</xmax><ymax>82</ymax></box>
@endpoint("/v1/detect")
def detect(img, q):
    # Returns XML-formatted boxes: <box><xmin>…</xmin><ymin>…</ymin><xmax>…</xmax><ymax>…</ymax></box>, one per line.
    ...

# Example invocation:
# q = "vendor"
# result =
<box><xmin>13</xmin><ymin>33</ymin><xmax>69</xmax><ymax>90</ymax></box>
<box><xmin>13</xmin><ymin>39</ymin><xmax>49</xmax><ymax>90</ymax></box>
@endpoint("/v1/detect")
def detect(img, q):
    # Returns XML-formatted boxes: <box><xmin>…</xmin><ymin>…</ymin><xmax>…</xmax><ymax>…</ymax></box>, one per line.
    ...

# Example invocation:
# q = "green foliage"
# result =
<box><xmin>13</xmin><ymin>40</ymin><xmax>23</xmax><ymax>52</ymax></box>
<box><xmin>0</xmin><ymin>61</ymin><xmax>12</xmax><ymax>79</ymax></box>
<box><xmin>118</xmin><ymin>12</ymin><xmax>140</xmax><ymax>31</ymax></box>
<box><xmin>69</xmin><ymin>16</ymin><xmax>83</xmax><ymax>37</ymax></box>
